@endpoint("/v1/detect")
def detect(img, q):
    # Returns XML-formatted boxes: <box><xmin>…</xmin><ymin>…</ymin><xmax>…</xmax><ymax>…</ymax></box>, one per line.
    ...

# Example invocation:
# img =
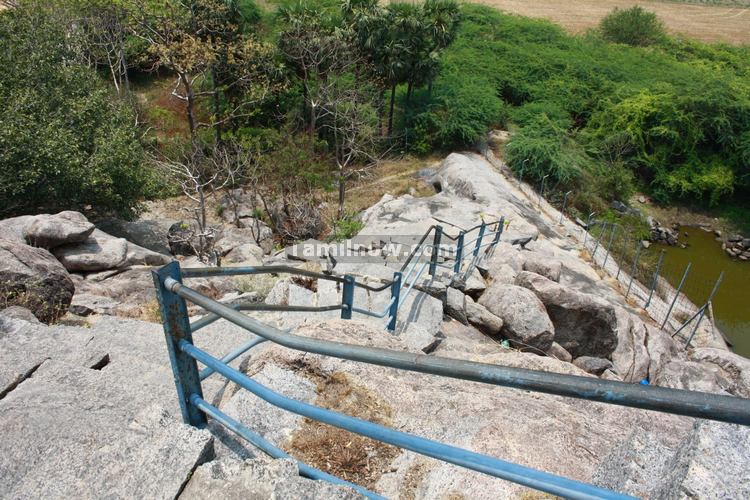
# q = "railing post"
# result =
<box><xmin>661</xmin><ymin>263</ymin><xmax>691</xmax><ymax>330</ymax></box>
<box><xmin>473</xmin><ymin>222</ymin><xmax>486</xmax><ymax>257</ymax></box>
<box><xmin>626</xmin><ymin>241</ymin><xmax>642</xmax><ymax>299</ymax></box>
<box><xmin>685</xmin><ymin>272</ymin><xmax>724</xmax><ymax>348</ymax></box>
<box><xmin>645</xmin><ymin>250</ymin><xmax>666</xmax><ymax>308</ymax></box>
<box><xmin>488</xmin><ymin>217</ymin><xmax>505</xmax><ymax>258</ymax></box>
<box><xmin>559</xmin><ymin>191</ymin><xmax>572</xmax><ymax>224</ymax></box>
<box><xmin>152</xmin><ymin>261</ymin><xmax>207</xmax><ymax>428</ymax></box>
<box><xmin>387</xmin><ymin>272</ymin><xmax>402</xmax><ymax>332</ymax></box>
<box><xmin>453</xmin><ymin>231</ymin><xmax>465</xmax><ymax>274</ymax></box>
<box><xmin>429</xmin><ymin>226</ymin><xmax>443</xmax><ymax>276</ymax></box>
<box><xmin>341</xmin><ymin>275</ymin><xmax>354</xmax><ymax>320</ymax></box>
<box><xmin>616</xmin><ymin>234</ymin><xmax>629</xmax><ymax>281</ymax></box>
<box><xmin>583</xmin><ymin>211</ymin><xmax>596</xmax><ymax>248</ymax></box>
<box><xmin>592</xmin><ymin>222</ymin><xmax>607</xmax><ymax>259</ymax></box>
<box><xmin>602</xmin><ymin>223</ymin><xmax>618</xmax><ymax>269</ymax></box>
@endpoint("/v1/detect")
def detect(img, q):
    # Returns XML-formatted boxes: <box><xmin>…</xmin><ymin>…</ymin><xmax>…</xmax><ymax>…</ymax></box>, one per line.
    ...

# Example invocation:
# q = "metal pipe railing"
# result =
<box><xmin>181</xmin><ymin>341</ymin><xmax>634</xmax><ymax>500</ymax></box>
<box><xmin>191</xmin><ymin>302</ymin><xmax>343</xmax><ymax>332</ymax></box>
<box><xmin>199</xmin><ymin>337</ymin><xmax>268</xmax><ymax>380</ymax></box>
<box><xmin>163</xmin><ymin>276</ymin><xmax>750</xmax><ymax>426</ymax></box>
<box><xmin>352</xmin><ymin>296</ymin><xmax>396</xmax><ymax>319</ymax></box>
<box><xmin>189</xmin><ymin>395</ymin><xmax>383</xmax><ymax>499</ymax></box>
<box><xmin>399</xmin><ymin>260</ymin><xmax>430</xmax><ymax>308</ymax></box>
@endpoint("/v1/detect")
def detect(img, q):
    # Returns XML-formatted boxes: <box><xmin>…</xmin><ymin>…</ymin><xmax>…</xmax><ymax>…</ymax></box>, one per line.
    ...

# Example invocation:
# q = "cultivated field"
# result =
<box><xmin>477</xmin><ymin>0</ymin><xmax>750</xmax><ymax>44</ymax></box>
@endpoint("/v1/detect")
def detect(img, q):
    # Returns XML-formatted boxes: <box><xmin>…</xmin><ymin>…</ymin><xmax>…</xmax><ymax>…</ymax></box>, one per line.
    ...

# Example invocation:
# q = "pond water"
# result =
<box><xmin>653</xmin><ymin>226</ymin><xmax>750</xmax><ymax>357</ymax></box>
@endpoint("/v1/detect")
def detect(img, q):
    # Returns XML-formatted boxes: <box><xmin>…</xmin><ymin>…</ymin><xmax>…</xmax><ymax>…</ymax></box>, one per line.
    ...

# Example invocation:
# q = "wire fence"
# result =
<box><xmin>581</xmin><ymin>219</ymin><xmax>724</xmax><ymax>348</ymax></box>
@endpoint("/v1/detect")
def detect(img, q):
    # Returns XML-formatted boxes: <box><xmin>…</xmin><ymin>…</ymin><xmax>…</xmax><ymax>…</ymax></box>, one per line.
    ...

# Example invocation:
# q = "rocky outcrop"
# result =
<box><xmin>515</xmin><ymin>271</ymin><xmax>618</xmax><ymax>358</ymax></box>
<box><xmin>23</xmin><ymin>211</ymin><xmax>95</xmax><ymax>248</ymax></box>
<box><xmin>522</xmin><ymin>254</ymin><xmax>561</xmax><ymax>282</ymax></box>
<box><xmin>53</xmin><ymin>229</ymin><xmax>129</xmax><ymax>272</ymax></box>
<box><xmin>478</xmin><ymin>282</ymin><xmax>554</xmax><ymax>351</ymax></box>
<box><xmin>611</xmin><ymin>312</ymin><xmax>650</xmax><ymax>383</ymax></box>
<box><xmin>181</xmin><ymin>457</ymin><xmax>362</xmax><ymax>499</ymax></box>
<box><xmin>0</xmin><ymin>238</ymin><xmax>75</xmax><ymax>323</ymax></box>
<box><xmin>465</xmin><ymin>295</ymin><xmax>504</xmax><ymax>335</ymax></box>
<box><xmin>594</xmin><ymin>421</ymin><xmax>750</xmax><ymax>499</ymax></box>
<box><xmin>97</xmin><ymin>218</ymin><xmax>174</xmax><ymax>255</ymax></box>
<box><xmin>723</xmin><ymin>233</ymin><xmax>750</xmax><ymax>260</ymax></box>
<box><xmin>216</xmin><ymin>226</ymin><xmax>273</xmax><ymax>257</ymax></box>
<box><xmin>689</xmin><ymin>348</ymin><xmax>750</xmax><ymax>398</ymax></box>
<box><xmin>653</xmin><ymin>360</ymin><xmax>733</xmax><ymax>395</ymax></box>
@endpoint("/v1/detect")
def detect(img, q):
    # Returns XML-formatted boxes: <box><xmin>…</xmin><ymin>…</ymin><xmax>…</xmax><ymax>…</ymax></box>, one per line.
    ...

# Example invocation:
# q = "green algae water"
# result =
<box><xmin>654</xmin><ymin>226</ymin><xmax>750</xmax><ymax>357</ymax></box>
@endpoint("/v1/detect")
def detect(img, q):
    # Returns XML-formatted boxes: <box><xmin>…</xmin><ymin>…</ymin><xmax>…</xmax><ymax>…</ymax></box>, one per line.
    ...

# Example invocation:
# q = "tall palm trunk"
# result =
<box><xmin>387</xmin><ymin>84</ymin><xmax>396</xmax><ymax>136</ymax></box>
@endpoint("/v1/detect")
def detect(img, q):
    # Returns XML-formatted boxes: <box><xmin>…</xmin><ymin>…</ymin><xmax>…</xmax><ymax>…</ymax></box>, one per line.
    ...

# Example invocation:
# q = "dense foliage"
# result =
<box><xmin>436</xmin><ymin>4</ymin><xmax>750</xmax><ymax>210</ymax></box>
<box><xmin>599</xmin><ymin>6</ymin><xmax>666</xmax><ymax>46</ymax></box>
<box><xmin>0</xmin><ymin>6</ymin><xmax>153</xmax><ymax>218</ymax></box>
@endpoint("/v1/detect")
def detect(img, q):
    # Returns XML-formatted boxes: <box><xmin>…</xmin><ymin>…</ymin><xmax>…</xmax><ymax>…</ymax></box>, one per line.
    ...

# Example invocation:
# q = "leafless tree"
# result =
<box><xmin>319</xmin><ymin>81</ymin><xmax>380</xmax><ymax>218</ymax></box>
<box><xmin>152</xmin><ymin>143</ymin><xmax>249</xmax><ymax>260</ymax></box>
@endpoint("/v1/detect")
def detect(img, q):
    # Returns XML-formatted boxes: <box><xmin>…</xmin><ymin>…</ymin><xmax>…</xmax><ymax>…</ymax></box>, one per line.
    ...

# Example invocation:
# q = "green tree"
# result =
<box><xmin>0</xmin><ymin>4</ymin><xmax>153</xmax><ymax>218</ymax></box>
<box><xmin>599</xmin><ymin>6</ymin><xmax>666</xmax><ymax>47</ymax></box>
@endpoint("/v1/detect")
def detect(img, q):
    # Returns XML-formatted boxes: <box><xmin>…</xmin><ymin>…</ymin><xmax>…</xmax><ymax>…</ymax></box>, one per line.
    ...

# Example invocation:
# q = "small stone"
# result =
<box><xmin>573</xmin><ymin>356</ymin><xmax>614</xmax><ymax>376</ymax></box>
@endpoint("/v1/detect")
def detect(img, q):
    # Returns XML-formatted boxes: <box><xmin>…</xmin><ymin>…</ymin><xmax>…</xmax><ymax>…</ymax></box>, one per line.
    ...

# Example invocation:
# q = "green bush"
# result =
<box><xmin>504</xmin><ymin>115</ymin><xmax>581</xmax><ymax>185</ymax></box>
<box><xmin>599</xmin><ymin>6</ymin><xmax>666</xmax><ymax>47</ymax></box>
<box><xmin>0</xmin><ymin>7</ymin><xmax>154</xmax><ymax>219</ymax></box>
<box><xmin>411</xmin><ymin>74</ymin><xmax>507</xmax><ymax>153</ymax></box>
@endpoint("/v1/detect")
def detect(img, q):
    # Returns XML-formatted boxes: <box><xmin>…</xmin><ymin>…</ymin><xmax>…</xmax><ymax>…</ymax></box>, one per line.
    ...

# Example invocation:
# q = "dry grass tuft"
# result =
<box><xmin>288</xmin><ymin>369</ymin><xmax>399</xmax><ymax>489</ymax></box>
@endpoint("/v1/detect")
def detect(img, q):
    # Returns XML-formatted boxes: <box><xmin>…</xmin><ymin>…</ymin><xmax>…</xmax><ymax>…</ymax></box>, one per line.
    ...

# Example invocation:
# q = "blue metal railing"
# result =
<box><xmin>153</xmin><ymin>245</ymin><xmax>750</xmax><ymax>499</ymax></box>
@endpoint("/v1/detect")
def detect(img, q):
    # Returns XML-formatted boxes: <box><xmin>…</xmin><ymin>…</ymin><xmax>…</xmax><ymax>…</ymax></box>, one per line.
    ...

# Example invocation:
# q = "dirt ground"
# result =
<box><xmin>477</xmin><ymin>0</ymin><xmax>750</xmax><ymax>44</ymax></box>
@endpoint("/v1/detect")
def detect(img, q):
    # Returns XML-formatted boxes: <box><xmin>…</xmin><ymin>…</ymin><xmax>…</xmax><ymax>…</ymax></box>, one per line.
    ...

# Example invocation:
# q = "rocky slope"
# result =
<box><xmin>1</xmin><ymin>151</ymin><xmax>749</xmax><ymax>498</ymax></box>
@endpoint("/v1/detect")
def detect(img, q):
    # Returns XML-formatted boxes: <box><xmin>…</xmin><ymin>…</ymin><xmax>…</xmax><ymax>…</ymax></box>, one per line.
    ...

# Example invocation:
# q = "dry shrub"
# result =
<box><xmin>233</xmin><ymin>274</ymin><xmax>277</xmax><ymax>299</ymax></box>
<box><xmin>288</xmin><ymin>370</ymin><xmax>399</xmax><ymax>489</ymax></box>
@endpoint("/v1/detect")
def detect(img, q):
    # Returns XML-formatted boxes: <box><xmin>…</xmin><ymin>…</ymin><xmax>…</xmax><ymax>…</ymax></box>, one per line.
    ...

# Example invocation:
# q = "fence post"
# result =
<box><xmin>539</xmin><ymin>174</ymin><xmax>549</xmax><ymax>205</ymax></box>
<box><xmin>559</xmin><ymin>191</ymin><xmax>572</xmax><ymax>224</ymax></box>
<box><xmin>341</xmin><ymin>275</ymin><xmax>354</xmax><ymax>320</ymax></box>
<box><xmin>661</xmin><ymin>263</ymin><xmax>691</xmax><ymax>330</ymax></box>
<box><xmin>473</xmin><ymin>222</ymin><xmax>486</xmax><ymax>257</ymax></box>
<box><xmin>490</xmin><ymin>217</ymin><xmax>505</xmax><ymax>252</ymax></box>
<box><xmin>454</xmin><ymin>231</ymin><xmax>465</xmax><ymax>274</ymax></box>
<box><xmin>602</xmin><ymin>224</ymin><xmax>618</xmax><ymax>269</ymax></box>
<box><xmin>645</xmin><ymin>250</ymin><xmax>666</xmax><ymax>308</ymax></box>
<box><xmin>387</xmin><ymin>271</ymin><xmax>402</xmax><ymax>332</ymax></box>
<box><xmin>583</xmin><ymin>211</ymin><xmax>596</xmax><ymax>248</ymax></box>
<box><xmin>429</xmin><ymin>226</ymin><xmax>443</xmax><ymax>276</ymax></box>
<box><xmin>626</xmin><ymin>241</ymin><xmax>642</xmax><ymax>299</ymax></box>
<box><xmin>592</xmin><ymin>222</ymin><xmax>607</xmax><ymax>259</ymax></box>
<box><xmin>152</xmin><ymin>261</ymin><xmax>207</xmax><ymax>428</ymax></box>
<box><xmin>616</xmin><ymin>235</ymin><xmax>629</xmax><ymax>281</ymax></box>
<box><xmin>684</xmin><ymin>272</ymin><xmax>724</xmax><ymax>348</ymax></box>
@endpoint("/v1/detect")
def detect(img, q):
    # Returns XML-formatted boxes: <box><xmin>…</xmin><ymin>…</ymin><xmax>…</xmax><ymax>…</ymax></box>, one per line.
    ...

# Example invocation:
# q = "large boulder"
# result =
<box><xmin>522</xmin><ymin>254</ymin><xmax>561</xmax><ymax>282</ymax></box>
<box><xmin>646</xmin><ymin>325</ymin><xmax>682</xmax><ymax>382</ymax></box>
<box><xmin>465</xmin><ymin>295</ymin><xmax>504</xmax><ymax>335</ymax></box>
<box><xmin>224</xmin><ymin>243</ymin><xmax>264</xmax><ymax>265</ymax></box>
<box><xmin>53</xmin><ymin>229</ymin><xmax>128</xmax><ymax>272</ymax></box>
<box><xmin>611</xmin><ymin>312</ymin><xmax>650</xmax><ymax>383</ymax></box>
<box><xmin>96</xmin><ymin>218</ymin><xmax>174</xmax><ymax>255</ymax></box>
<box><xmin>216</xmin><ymin>226</ymin><xmax>273</xmax><ymax>257</ymax></box>
<box><xmin>0</xmin><ymin>239</ymin><xmax>74</xmax><ymax>323</ymax></box>
<box><xmin>515</xmin><ymin>271</ymin><xmax>618</xmax><ymax>358</ymax></box>
<box><xmin>0</xmin><ymin>216</ymin><xmax>36</xmax><ymax>243</ymax></box>
<box><xmin>478</xmin><ymin>282</ymin><xmax>554</xmax><ymax>352</ymax></box>
<box><xmin>23</xmin><ymin>211</ymin><xmax>95</xmax><ymax>249</ymax></box>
